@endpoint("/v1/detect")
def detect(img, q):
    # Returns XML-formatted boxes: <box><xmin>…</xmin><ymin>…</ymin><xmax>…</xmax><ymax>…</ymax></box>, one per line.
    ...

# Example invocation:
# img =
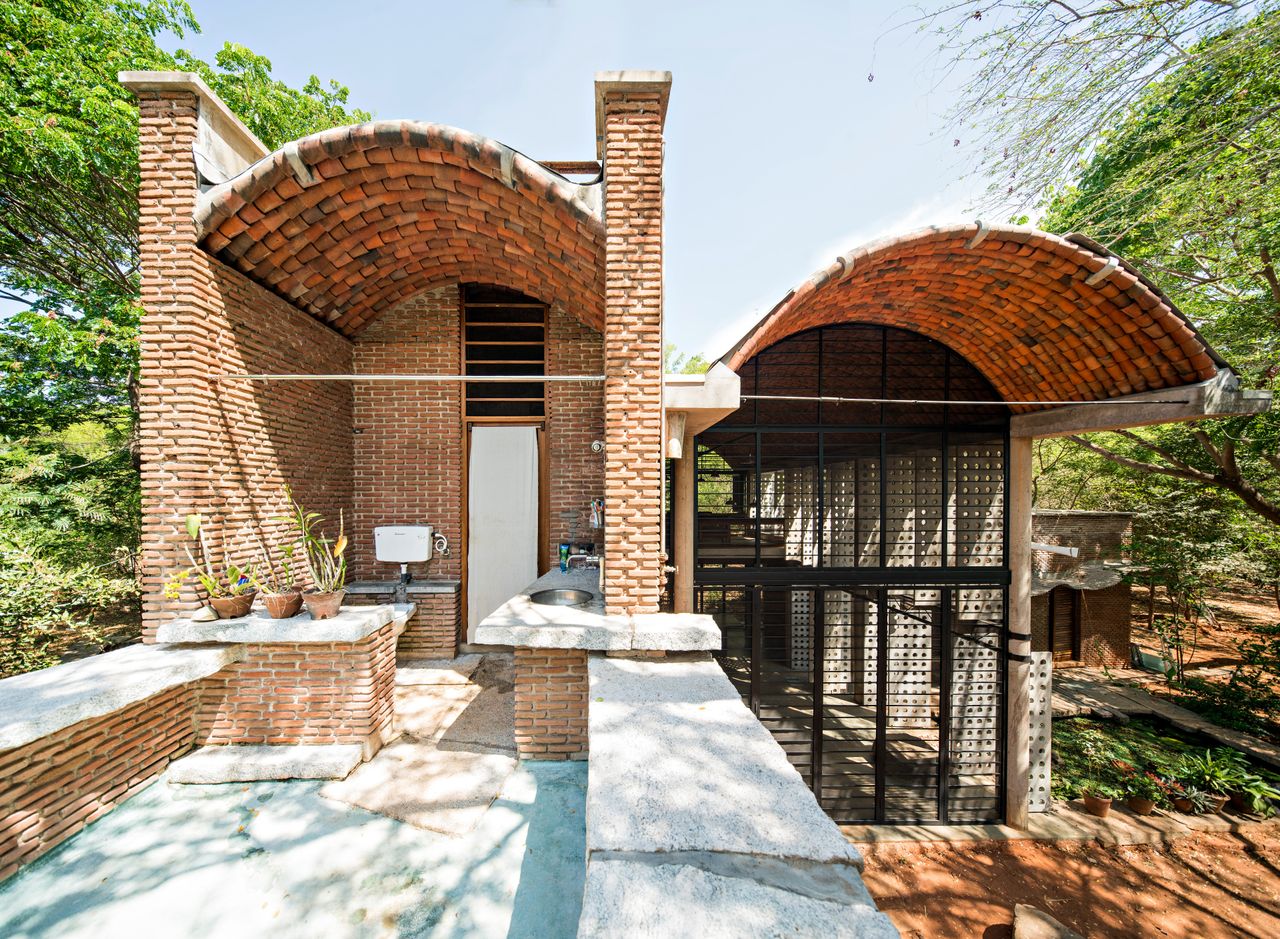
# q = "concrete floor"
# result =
<box><xmin>0</xmin><ymin>654</ymin><xmax>587</xmax><ymax>939</ymax></box>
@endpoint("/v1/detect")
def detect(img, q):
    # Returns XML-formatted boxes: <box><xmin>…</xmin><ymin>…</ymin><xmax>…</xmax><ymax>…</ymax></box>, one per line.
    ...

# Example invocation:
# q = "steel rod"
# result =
<box><xmin>216</xmin><ymin>374</ymin><xmax>606</xmax><ymax>382</ymax></box>
<box><xmin>740</xmin><ymin>394</ymin><xmax>1189</xmax><ymax>407</ymax></box>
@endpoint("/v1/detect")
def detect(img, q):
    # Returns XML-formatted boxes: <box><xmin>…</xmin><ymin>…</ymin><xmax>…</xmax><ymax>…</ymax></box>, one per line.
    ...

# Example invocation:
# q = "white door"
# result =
<box><xmin>467</xmin><ymin>425</ymin><xmax>539</xmax><ymax>639</ymax></box>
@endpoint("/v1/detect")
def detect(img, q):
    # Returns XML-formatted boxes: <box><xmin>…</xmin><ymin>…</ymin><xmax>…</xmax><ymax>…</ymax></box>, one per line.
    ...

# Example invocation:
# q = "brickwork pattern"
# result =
<box><xmin>195</xmin><ymin>623</ymin><xmax>397</xmax><ymax>753</ymax></box>
<box><xmin>1031</xmin><ymin>583</ymin><xmax>1132</xmax><ymax>667</ymax></box>
<box><xmin>725</xmin><ymin>225</ymin><xmax>1220</xmax><ymax>409</ymax></box>
<box><xmin>346</xmin><ymin>588</ymin><xmax>462</xmax><ymax>659</ymax></box>
<box><xmin>513</xmin><ymin>647</ymin><xmax>588</xmax><ymax>760</ymax></box>
<box><xmin>547</xmin><ymin>304</ymin><xmax>605</xmax><ymax>558</ymax></box>
<box><xmin>1032</xmin><ymin>511</ymin><xmax>1133</xmax><ymax>574</ymax></box>
<box><xmin>0</xmin><ymin>682</ymin><xmax>199</xmax><ymax>881</ymax></box>
<box><xmin>601</xmin><ymin>89</ymin><xmax>666</xmax><ymax>615</ymax></box>
<box><xmin>197</xmin><ymin>122</ymin><xmax>605</xmax><ymax>335</ymax></box>
<box><xmin>136</xmin><ymin>91</ymin><xmax>353</xmax><ymax>641</ymax></box>
<box><xmin>351</xmin><ymin>287</ymin><xmax>463</xmax><ymax>582</ymax></box>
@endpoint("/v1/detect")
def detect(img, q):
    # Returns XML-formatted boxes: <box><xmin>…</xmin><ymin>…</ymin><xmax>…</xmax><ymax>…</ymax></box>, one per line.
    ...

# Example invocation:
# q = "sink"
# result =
<box><xmin>529</xmin><ymin>588</ymin><xmax>594</xmax><ymax>607</ymax></box>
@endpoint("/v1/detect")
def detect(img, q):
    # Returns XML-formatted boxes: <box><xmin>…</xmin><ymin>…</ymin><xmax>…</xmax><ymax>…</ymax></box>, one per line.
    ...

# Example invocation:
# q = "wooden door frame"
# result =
<box><xmin>460</xmin><ymin>420</ymin><xmax>549</xmax><ymax>634</ymax></box>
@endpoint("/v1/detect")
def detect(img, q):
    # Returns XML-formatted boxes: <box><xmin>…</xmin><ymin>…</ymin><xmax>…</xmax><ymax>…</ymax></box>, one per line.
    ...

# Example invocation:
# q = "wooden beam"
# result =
<box><xmin>673</xmin><ymin>432</ymin><xmax>695</xmax><ymax>613</ymax></box>
<box><xmin>1010</xmin><ymin>370</ymin><xmax>1271</xmax><ymax>439</ymax></box>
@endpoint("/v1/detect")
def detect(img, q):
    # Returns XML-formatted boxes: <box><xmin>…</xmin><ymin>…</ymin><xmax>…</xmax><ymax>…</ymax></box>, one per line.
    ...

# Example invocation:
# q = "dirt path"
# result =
<box><xmin>861</xmin><ymin>827</ymin><xmax>1280</xmax><ymax>938</ymax></box>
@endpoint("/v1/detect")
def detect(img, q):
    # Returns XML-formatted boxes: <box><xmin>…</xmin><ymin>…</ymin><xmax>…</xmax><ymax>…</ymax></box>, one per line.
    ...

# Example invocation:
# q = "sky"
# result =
<box><xmin>160</xmin><ymin>0</ymin><xmax>995</xmax><ymax>359</ymax></box>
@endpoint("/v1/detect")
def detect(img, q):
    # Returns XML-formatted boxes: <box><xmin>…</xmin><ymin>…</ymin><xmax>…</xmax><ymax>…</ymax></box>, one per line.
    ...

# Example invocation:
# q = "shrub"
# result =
<box><xmin>0</xmin><ymin>537</ymin><xmax>138</xmax><ymax>678</ymax></box>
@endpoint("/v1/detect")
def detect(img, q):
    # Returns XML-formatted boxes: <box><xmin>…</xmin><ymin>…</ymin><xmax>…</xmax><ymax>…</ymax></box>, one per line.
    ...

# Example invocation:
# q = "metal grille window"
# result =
<box><xmin>695</xmin><ymin>324</ymin><xmax>1011</xmax><ymax>825</ymax></box>
<box><xmin>463</xmin><ymin>284</ymin><xmax>546</xmax><ymax>419</ymax></box>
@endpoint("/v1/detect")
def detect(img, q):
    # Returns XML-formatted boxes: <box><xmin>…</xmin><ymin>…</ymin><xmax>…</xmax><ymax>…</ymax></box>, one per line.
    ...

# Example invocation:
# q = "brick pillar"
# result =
<box><xmin>513</xmin><ymin>648</ymin><xmax>589</xmax><ymax>760</ymax></box>
<box><xmin>129</xmin><ymin>82</ymin><xmax>211</xmax><ymax>641</ymax></box>
<box><xmin>597</xmin><ymin>71</ymin><xmax>672</xmax><ymax>616</ymax></box>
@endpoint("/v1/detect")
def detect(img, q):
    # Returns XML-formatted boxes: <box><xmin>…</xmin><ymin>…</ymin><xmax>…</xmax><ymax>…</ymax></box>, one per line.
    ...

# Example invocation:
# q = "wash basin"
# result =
<box><xmin>529</xmin><ymin>588</ymin><xmax>594</xmax><ymax>607</ymax></box>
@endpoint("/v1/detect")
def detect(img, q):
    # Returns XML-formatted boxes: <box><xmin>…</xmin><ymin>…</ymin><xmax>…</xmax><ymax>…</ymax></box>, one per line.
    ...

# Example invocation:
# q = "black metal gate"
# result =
<box><xmin>694</xmin><ymin>324</ymin><xmax>1011</xmax><ymax>825</ymax></box>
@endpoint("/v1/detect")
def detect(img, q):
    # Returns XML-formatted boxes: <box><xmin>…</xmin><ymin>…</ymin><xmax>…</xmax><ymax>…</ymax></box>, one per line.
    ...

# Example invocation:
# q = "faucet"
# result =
<box><xmin>567</xmin><ymin>554</ymin><xmax>600</xmax><ymax>570</ymax></box>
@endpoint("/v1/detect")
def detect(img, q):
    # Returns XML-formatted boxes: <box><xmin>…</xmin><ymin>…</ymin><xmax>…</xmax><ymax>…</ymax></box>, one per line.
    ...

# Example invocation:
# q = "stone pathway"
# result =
<box><xmin>1052</xmin><ymin>669</ymin><xmax>1280</xmax><ymax>771</ymax></box>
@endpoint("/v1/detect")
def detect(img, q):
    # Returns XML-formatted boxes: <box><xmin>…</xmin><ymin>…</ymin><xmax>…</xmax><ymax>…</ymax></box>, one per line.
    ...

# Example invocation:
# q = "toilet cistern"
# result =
<box><xmin>374</xmin><ymin>526</ymin><xmax>450</xmax><ymax>600</ymax></box>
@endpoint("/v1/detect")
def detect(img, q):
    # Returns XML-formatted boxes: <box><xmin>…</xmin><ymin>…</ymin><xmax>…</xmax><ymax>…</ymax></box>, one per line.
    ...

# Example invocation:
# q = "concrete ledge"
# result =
<box><xmin>0</xmin><ymin>643</ymin><xmax>243</xmax><ymax>751</ymax></box>
<box><xmin>346</xmin><ymin>579</ymin><xmax>460</xmax><ymax>596</ymax></box>
<box><xmin>156</xmin><ymin>602</ymin><xmax>415</xmax><ymax>645</ymax></box>
<box><xmin>167</xmin><ymin>744</ymin><xmax>363</xmax><ymax>783</ymax></box>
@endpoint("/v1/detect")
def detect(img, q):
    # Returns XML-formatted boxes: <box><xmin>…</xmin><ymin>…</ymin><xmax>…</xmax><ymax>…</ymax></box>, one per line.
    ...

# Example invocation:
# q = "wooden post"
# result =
<box><xmin>1006</xmin><ymin>435</ymin><xmax>1033</xmax><ymax>829</ymax></box>
<box><xmin>673</xmin><ymin>432</ymin><xmax>695</xmax><ymax>613</ymax></box>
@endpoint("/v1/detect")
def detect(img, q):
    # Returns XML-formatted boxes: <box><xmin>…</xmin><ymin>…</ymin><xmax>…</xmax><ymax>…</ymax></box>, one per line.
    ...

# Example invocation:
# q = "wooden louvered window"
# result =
<box><xmin>463</xmin><ymin>284</ymin><xmax>546</xmax><ymax>420</ymax></box>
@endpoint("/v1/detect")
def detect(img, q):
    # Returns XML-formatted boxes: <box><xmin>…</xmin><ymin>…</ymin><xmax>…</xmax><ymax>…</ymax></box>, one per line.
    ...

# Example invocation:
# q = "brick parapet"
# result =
<box><xmin>346</xmin><ymin>588</ymin><xmax>462</xmax><ymax>659</ymax></box>
<box><xmin>547</xmin><ymin>304</ymin><xmax>606</xmax><ymax>558</ymax></box>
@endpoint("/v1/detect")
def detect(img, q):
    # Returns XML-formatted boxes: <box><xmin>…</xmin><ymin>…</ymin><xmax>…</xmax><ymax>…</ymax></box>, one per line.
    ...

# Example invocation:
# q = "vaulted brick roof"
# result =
<box><xmin>195</xmin><ymin>122</ymin><xmax>604</xmax><ymax>336</ymax></box>
<box><xmin>722</xmin><ymin>224</ymin><xmax>1225</xmax><ymax>411</ymax></box>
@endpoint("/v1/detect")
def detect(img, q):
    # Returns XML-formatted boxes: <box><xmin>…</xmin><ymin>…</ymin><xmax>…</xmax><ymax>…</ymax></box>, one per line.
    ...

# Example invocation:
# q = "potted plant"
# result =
<box><xmin>165</xmin><ymin>514</ymin><xmax>257</xmax><ymax>618</ymax></box>
<box><xmin>258</xmin><ymin>541</ymin><xmax>303</xmax><ymax>619</ymax></box>
<box><xmin>1179</xmin><ymin>749</ymin><xmax>1246</xmax><ymax>813</ymax></box>
<box><xmin>1230</xmin><ymin>773</ymin><xmax>1280</xmax><ymax>817</ymax></box>
<box><xmin>283</xmin><ymin>488</ymin><xmax>348</xmax><ymax>620</ymax></box>
<box><xmin>1124</xmin><ymin>773</ymin><xmax>1163</xmax><ymax>816</ymax></box>
<box><xmin>1082</xmin><ymin>781</ymin><xmax>1117</xmax><ymax>818</ymax></box>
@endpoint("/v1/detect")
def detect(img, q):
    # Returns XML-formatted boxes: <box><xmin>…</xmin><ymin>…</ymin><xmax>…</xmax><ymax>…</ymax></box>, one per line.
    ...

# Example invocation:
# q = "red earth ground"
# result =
<box><xmin>861</xmin><ymin>825</ymin><xmax>1280</xmax><ymax>938</ymax></box>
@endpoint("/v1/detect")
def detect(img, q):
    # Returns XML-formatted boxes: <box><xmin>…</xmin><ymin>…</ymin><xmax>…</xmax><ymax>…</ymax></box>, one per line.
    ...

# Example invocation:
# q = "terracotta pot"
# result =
<box><xmin>1127</xmin><ymin>796</ymin><xmax>1157</xmax><ymax>816</ymax></box>
<box><xmin>1229</xmin><ymin>791</ymin><xmax>1249</xmax><ymax>813</ymax></box>
<box><xmin>1173</xmin><ymin>796</ymin><xmax>1194</xmax><ymax>813</ymax></box>
<box><xmin>1083</xmin><ymin>792</ymin><xmax>1112</xmax><ymax>818</ymax></box>
<box><xmin>209</xmin><ymin>592</ymin><xmax>256</xmax><ymax>620</ymax></box>
<box><xmin>263</xmin><ymin>591</ymin><xmax>303</xmax><ymax>619</ymax></box>
<box><xmin>303</xmin><ymin>589</ymin><xmax>345</xmax><ymax>620</ymax></box>
<box><xmin>1206</xmin><ymin>793</ymin><xmax>1230</xmax><ymax>814</ymax></box>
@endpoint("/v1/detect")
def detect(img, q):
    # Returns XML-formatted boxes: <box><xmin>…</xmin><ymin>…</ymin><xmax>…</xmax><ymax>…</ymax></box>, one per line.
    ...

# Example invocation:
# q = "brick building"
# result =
<box><xmin>0</xmin><ymin>68</ymin><xmax>1271</xmax><ymax>887</ymax></box>
<box><xmin>1031</xmin><ymin>510</ymin><xmax>1134</xmax><ymax>668</ymax></box>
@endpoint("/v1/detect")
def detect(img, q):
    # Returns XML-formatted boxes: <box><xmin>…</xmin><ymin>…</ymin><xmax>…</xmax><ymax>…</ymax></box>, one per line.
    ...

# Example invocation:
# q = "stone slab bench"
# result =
<box><xmin>168</xmin><ymin>744</ymin><xmax>363</xmax><ymax>783</ymax></box>
<box><xmin>578</xmin><ymin>655</ymin><xmax>898</xmax><ymax>937</ymax></box>
<box><xmin>0</xmin><ymin>643</ymin><xmax>243</xmax><ymax>752</ymax></box>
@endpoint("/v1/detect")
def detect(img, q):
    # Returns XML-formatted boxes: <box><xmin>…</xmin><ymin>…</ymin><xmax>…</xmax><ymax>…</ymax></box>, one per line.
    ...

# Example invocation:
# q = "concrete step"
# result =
<box><xmin>168</xmin><ymin>744</ymin><xmax>363</xmax><ymax>783</ymax></box>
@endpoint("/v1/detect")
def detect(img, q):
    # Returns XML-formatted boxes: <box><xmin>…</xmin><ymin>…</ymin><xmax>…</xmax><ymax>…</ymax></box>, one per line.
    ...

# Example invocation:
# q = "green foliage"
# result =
<box><xmin>282</xmin><ymin>488</ymin><xmax>347</xmax><ymax>594</ymax></box>
<box><xmin>1172</xmin><ymin>621</ymin><xmax>1280</xmax><ymax>739</ymax></box>
<box><xmin>663</xmin><ymin>343</ymin><xmax>710</xmax><ymax>375</ymax></box>
<box><xmin>1179</xmin><ymin>747</ymin><xmax>1250</xmax><ymax>794</ymax></box>
<box><xmin>0</xmin><ymin>1</ymin><xmax>369</xmax><ymax>672</ymax></box>
<box><xmin>1124</xmin><ymin>772</ymin><xmax>1165</xmax><ymax>803</ymax></box>
<box><xmin>164</xmin><ymin>513</ymin><xmax>256</xmax><ymax>600</ymax></box>
<box><xmin>1052</xmin><ymin>716</ymin><xmax>1207</xmax><ymax>801</ymax></box>
<box><xmin>0</xmin><ymin>535</ymin><xmax>137</xmax><ymax>678</ymax></box>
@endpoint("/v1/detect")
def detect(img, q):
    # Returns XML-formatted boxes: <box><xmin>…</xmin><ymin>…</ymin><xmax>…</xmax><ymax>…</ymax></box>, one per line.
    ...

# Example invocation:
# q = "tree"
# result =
<box><xmin>664</xmin><ymin>343</ymin><xmax>711</xmax><ymax>374</ymax></box>
<box><xmin>0</xmin><ymin>0</ymin><xmax>370</xmax><ymax>670</ymax></box>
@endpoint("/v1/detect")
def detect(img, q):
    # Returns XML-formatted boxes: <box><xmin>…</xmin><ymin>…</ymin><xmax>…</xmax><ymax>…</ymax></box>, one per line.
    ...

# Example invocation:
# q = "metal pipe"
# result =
<box><xmin>216</xmin><ymin>373</ymin><xmax>606</xmax><ymax>382</ymax></box>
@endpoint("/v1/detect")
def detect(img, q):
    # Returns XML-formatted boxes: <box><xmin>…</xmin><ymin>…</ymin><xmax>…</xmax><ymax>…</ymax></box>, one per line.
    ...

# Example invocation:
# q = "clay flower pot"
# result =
<box><xmin>209</xmin><ymin>592</ymin><xmax>256</xmax><ymax>620</ymax></box>
<box><xmin>303</xmin><ymin>589</ymin><xmax>345</xmax><ymax>620</ymax></box>
<box><xmin>1126</xmin><ymin>796</ymin><xmax>1157</xmax><ymax>816</ymax></box>
<box><xmin>1207</xmin><ymin>793</ymin><xmax>1230</xmax><ymax>814</ymax></box>
<box><xmin>263</xmin><ymin>591</ymin><xmax>303</xmax><ymax>619</ymax></box>
<box><xmin>1172</xmin><ymin>796</ymin><xmax>1194</xmax><ymax>813</ymax></box>
<box><xmin>1083</xmin><ymin>792</ymin><xmax>1113</xmax><ymax>818</ymax></box>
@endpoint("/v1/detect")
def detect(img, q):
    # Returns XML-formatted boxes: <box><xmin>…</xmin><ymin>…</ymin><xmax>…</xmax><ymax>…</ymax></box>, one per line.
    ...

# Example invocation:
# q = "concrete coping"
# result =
<box><xmin>155</xmin><ymin>603</ymin><xmax>415</xmax><ymax>645</ymax></box>
<box><xmin>474</xmin><ymin>570</ymin><xmax>718</xmax><ymax>651</ymax></box>
<box><xmin>0</xmin><ymin>643</ymin><xmax>244</xmax><ymax>752</ymax></box>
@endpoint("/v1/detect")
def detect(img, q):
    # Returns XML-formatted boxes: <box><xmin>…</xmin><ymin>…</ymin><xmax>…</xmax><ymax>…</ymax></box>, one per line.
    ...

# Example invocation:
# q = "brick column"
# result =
<box><xmin>597</xmin><ymin>71</ymin><xmax>672</xmax><ymax>616</ymax></box>
<box><xmin>513</xmin><ymin>648</ymin><xmax>589</xmax><ymax>760</ymax></box>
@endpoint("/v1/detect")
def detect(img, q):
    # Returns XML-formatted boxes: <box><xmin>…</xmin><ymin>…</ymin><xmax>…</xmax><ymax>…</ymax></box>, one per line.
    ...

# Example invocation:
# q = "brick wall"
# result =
<box><xmin>347</xmin><ymin>588</ymin><xmax>462</xmax><ymax>659</ymax></box>
<box><xmin>1031</xmin><ymin>583</ymin><xmax>1131</xmax><ymax>667</ymax></box>
<box><xmin>0</xmin><ymin>682</ymin><xmax>199</xmax><ymax>881</ymax></box>
<box><xmin>513</xmin><ymin>647</ymin><xmax>588</xmax><ymax>760</ymax></box>
<box><xmin>547</xmin><ymin>304</ymin><xmax>606</xmax><ymax>557</ymax></box>
<box><xmin>1032</xmin><ymin>511</ymin><xmax>1132</xmax><ymax>574</ymax></box>
<box><xmin>195</xmin><ymin>623</ymin><xmax>397</xmax><ymax>756</ymax></box>
<box><xmin>351</xmin><ymin>286</ymin><xmax>463</xmax><ymax>581</ymax></box>
<box><xmin>136</xmin><ymin>90</ymin><xmax>353</xmax><ymax>640</ymax></box>
<box><xmin>600</xmin><ymin>81</ymin><xmax>668</xmax><ymax>615</ymax></box>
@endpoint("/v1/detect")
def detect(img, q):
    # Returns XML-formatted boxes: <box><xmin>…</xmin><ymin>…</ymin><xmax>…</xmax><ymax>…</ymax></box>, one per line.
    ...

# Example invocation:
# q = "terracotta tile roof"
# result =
<box><xmin>195</xmin><ymin>122</ymin><xmax>605</xmax><ymax>336</ymax></box>
<box><xmin>721</xmin><ymin>224</ymin><xmax>1226</xmax><ymax>412</ymax></box>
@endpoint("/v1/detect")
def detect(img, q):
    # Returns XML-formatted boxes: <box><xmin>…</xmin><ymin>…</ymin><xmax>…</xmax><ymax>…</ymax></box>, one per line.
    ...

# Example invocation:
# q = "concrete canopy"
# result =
<box><xmin>195</xmin><ymin>121</ymin><xmax>605</xmax><ymax>336</ymax></box>
<box><xmin>721</xmin><ymin>223</ymin><xmax>1235</xmax><ymax>419</ymax></box>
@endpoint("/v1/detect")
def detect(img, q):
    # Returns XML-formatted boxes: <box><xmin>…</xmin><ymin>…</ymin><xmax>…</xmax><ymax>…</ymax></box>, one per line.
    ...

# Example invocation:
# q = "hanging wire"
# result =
<box><xmin>216</xmin><ymin>374</ymin><xmax>606</xmax><ymax>382</ymax></box>
<box><xmin>739</xmin><ymin>394</ymin><xmax>1190</xmax><ymax>408</ymax></box>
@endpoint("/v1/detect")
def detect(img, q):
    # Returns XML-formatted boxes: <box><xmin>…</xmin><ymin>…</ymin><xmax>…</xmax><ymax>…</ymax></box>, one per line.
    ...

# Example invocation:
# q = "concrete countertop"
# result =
<box><xmin>156</xmin><ymin>602</ymin><xmax>416</xmax><ymax>645</ymax></box>
<box><xmin>345</xmin><ymin>579</ymin><xmax>459</xmax><ymax>595</ymax></box>
<box><xmin>475</xmin><ymin>569</ymin><xmax>720</xmax><ymax>652</ymax></box>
